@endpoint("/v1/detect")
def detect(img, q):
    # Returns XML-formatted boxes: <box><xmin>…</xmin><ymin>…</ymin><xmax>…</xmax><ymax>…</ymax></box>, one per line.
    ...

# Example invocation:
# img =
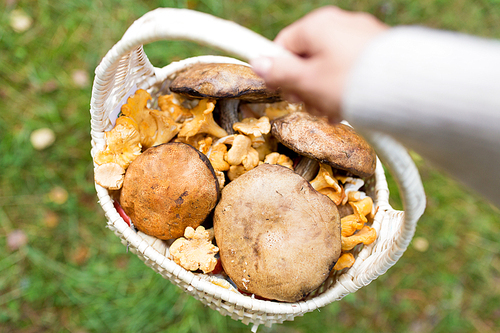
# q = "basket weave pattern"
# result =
<box><xmin>90</xmin><ymin>8</ymin><xmax>426</xmax><ymax>330</ymax></box>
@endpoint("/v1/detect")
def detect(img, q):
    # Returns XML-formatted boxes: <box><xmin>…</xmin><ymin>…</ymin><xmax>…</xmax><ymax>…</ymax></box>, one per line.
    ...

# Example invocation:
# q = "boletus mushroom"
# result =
<box><xmin>271</xmin><ymin>112</ymin><xmax>377</xmax><ymax>179</ymax></box>
<box><xmin>169</xmin><ymin>63</ymin><xmax>281</xmax><ymax>135</ymax></box>
<box><xmin>120</xmin><ymin>142</ymin><xmax>219</xmax><ymax>240</ymax></box>
<box><xmin>214</xmin><ymin>164</ymin><xmax>341</xmax><ymax>302</ymax></box>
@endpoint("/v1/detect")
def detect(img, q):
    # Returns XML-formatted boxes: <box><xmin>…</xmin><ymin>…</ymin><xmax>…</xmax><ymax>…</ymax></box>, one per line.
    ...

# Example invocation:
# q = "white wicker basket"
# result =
<box><xmin>90</xmin><ymin>8</ymin><xmax>426</xmax><ymax>331</ymax></box>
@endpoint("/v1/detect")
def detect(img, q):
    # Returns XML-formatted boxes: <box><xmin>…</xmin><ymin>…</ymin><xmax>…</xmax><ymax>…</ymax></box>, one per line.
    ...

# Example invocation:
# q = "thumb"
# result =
<box><xmin>250</xmin><ymin>55</ymin><xmax>308</xmax><ymax>92</ymax></box>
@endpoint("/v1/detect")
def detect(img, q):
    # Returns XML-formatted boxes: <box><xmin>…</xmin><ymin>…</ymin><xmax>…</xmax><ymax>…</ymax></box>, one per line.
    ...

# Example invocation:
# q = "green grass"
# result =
<box><xmin>1</xmin><ymin>0</ymin><xmax>499</xmax><ymax>332</ymax></box>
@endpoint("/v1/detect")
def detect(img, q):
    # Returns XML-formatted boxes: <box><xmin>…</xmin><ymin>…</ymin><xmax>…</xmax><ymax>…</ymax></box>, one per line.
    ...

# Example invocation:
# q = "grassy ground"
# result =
<box><xmin>1</xmin><ymin>0</ymin><xmax>499</xmax><ymax>332</ymax></box>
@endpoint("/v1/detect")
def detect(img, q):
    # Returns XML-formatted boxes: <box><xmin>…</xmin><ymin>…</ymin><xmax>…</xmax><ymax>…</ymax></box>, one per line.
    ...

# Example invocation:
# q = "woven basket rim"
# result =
<box><xmin>93</xmin><ymin>54</ymin><xmax>393</xmax><ymax>315</ymax></box>
<box><xmin>90</xmin><ymin>9</ymin><xmax>426</xmax><ymax>328</ymax></box>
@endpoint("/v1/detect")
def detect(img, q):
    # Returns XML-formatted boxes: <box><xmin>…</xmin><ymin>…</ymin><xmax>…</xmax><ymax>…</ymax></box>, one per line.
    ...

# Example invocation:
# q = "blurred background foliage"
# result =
<box><xmin>1</xmin><ymin>0</ymin><xmax>499</xmax><ymax>332</ymax></box>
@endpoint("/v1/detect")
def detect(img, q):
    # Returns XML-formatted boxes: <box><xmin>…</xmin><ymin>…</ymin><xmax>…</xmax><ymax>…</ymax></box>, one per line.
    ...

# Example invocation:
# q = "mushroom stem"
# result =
<box><xmin>294</xmin><ymin>156</ymin><xmax>320</xmax><ymax>181</ymax></box>
<box><xmin>219</xmin><ymin>99</ymin><xmax>240</xmax><ymax>135</ymax></box>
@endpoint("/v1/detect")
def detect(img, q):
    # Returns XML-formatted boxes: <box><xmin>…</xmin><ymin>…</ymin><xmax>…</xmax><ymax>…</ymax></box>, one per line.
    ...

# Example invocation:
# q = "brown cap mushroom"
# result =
<box><xmin>271</xmin><ymin>112</ymin><xmax>376</xmax><ymax>178</ymax></box>
<box><xmin>169</xmin><ymin>63</ymin><xmax>281</xmax><ymax>135</ymax></box>
<box><xmin>214</xmin><ymin>164</ymin><xmax>341</xmax><ymax>302</ymax></box>
<box><xmin>120</xmin><ymin>142</ymin><xmax>219</xmax><ymax>240</ymax></box>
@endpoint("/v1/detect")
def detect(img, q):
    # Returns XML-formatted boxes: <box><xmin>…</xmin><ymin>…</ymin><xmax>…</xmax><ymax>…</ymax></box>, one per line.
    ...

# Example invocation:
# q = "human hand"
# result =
<box><xmin>251</xmin><ymin>6</ymin><xmax>388</xmax><ymax>122</ymax></box>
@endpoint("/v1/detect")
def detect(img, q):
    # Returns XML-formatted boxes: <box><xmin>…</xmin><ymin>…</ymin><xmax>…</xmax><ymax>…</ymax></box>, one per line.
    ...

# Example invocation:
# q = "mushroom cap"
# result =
<box><xmin>214</xmin><ymin>164</ymin><xmax>341</xmax><ymax>302</ymax></box>
<box><xmin>120</xmin><ymin>142</ymin><xmax>219</xmax><ymax>240</ymax></box>
<box><xmin>169</xmin><ymin>63</ymin><xmax>281</xmax><ymax>103</ymax></box>
<box><xmin>271</xmin><ymin>112</ymin><xmax>376</xmax><ymax>178</ymax></box>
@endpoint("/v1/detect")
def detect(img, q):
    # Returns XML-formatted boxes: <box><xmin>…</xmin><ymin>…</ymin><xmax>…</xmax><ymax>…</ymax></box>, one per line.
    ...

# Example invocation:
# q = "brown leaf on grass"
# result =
<box><xmin>30</xmin><ymin>128</ymin><xmax>56</xmax><ymax>150</ymax></box>
<box><xmin>72</xmin><ymin>69</ymin><xmax>89</xmax><ymax>88</ymax></box>
<box><xmin>71</xmin><ymin>245</ymin><xmax>89</xmax><ymax>266</ymax></box>
<box><xmin>7</xmin><ymin>229</ymin><xmax>28</xmax><ymax>251</ymax></box>
<box><xmin>44</xmin><ymin>210</ymin><xmax>59</xmax><ymax>228</ymax></box>
<box><xmin>412</xmin><ymin>237</ymin><xmax>429</xmax><ymax>252</ymax></box>
<box><xmin>186</xmin><ymin>0</ymin><xmax>198</xmax><ymax>9</ymax></box>
<box><xmin>10</xmin><ymin>9</ymin><xmax>32</xmax><ymax>33</ymax></box>
<box><xmin>48</xmin><ymin>186</ymin><xmax>68</xmax><ymax>205</ymax></box>
<box><xmin>114</xmin><ymin>255</ymin><xmax>129</xmax><ymax>270</ymax></box>
<box><xmin>42</xmin><ymin>79</ymin><xmax>59</xmax><ymax>93</ymax></box>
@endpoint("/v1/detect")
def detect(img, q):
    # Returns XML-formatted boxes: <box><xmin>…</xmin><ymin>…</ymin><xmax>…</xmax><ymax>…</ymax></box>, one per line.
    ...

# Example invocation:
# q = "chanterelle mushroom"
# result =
<box><xmin>120</xmin><ymin>89</ymin><xmax>180</xmax><ymax>150</ymax></box>
<box><xmin>177</xmin><ymin>99</ymin><xmax>227</xmax><ymax>139</ymax></box>
<box><xmin>169</xmin><ymin>63</ymin><xmax>281</xmax><ymax>135</ymax></box>
<box><xmin>333</xmin><ymin>252</ymin><xmax>355</xmax><ymax>271</ymax></box>
<box><xmin>341</xmin><ymin>225</ymin><xmax>377</xmax><ymax>251</ymax></box>
<box><xmin>262</xmin><ymin>152</ymin><xmax>294</xmax><ymax>169</ymax></box>
<box><xmin>310</xmin><ymin>163</ymin><xmax>346</xmax><ymax>205</ymax></box>
<box><xmin>271</xmin><ymin>112</ymin><xmax>376</xmax><ymax>178</ymax></box>
<box><xmin>214</xmin><ymin>164</ymin><xmax>341</xmax><ymax>302</ymax></box>
<box><xmin>169</xmin><ymin>226</ymin><xmax>219</xmax><ymax>274</ymax></box>
<box><xmin>93</xmin><ymin>116</ymin><xmax>142</xmax><ymax>169</ymax></box>
<box><xmin>232</xmin><ymin>116</ymin><xmax>271</xmax><ymax>145</ymax></box>
<box><xmin>225</xmin><ymin>134</ymin><xmax>259</xmax><ymax>171</ymax></box>
<box><xmin>94</xmin><ymin>162</ymin><xmax>125</xmax><ymax>190</ymax></box>
<box><xmin>120</xmin><ymin>142</ymin><xmax>219</xmax><ymax>240</ymax></box>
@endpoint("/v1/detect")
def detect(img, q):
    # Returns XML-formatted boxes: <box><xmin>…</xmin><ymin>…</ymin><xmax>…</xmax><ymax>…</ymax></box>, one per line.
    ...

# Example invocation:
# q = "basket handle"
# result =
<box><xmin>99</xmin><ymin>8</ymin><xmax>294</xmax><ymax>72</ymax></box>
<box><xmin>93</xmin><ymin>8</ymin><xmax>426</xmax><ymax>254</ymax></box>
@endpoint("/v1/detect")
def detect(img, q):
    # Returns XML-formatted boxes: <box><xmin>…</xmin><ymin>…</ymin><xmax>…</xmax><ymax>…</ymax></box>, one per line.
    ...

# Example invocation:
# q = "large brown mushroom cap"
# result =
<box><xmin>271</xmin><ymin>112</ymin><xmax>376</xmax><ymax>178</ymax></box>
<box><xmin>120</xmin><ymin>142</ymin><xmax>219</xmax><ymax>240</ymax></box>
<box><xmin>214</xmin><ymin>164</ymin><xmax>341</xmax><ymax>302</ymax></box>
<box><xmin>169</xmin><ymin>63</ymin><xmax>280</xmax><ymax>103</ymax></box>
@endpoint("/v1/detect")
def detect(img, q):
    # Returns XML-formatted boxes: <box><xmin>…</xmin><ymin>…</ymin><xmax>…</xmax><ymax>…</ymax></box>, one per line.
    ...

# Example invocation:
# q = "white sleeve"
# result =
<box><xmin>342</xmin><ymin>26</ymin><xmax>500</xmax><ymax>207</ymax></box>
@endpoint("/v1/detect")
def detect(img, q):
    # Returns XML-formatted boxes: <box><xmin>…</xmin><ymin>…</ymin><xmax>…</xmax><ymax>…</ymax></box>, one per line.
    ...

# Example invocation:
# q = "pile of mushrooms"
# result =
<box><xmin>93</xmin><ymin>62</ymin><xmax>378</xmax><ymax>303</ymax></box>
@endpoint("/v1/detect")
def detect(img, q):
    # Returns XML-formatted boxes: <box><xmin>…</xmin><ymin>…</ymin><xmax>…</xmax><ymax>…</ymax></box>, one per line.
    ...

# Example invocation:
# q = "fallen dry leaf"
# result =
<box><xmin>30</xmin><ymin>128</ymin><xmax>56</xmax><ymax>150</ymax></box>
<box><xmin>71</xmin><ymin>245</ymin><xmax>89</xmax><ymax>265</ymax></box>
<box><xmin>10</xmin><ymin>9</ymin><xmax>32</xmax><ymax>33</ymax></box>
<box><xmin>41</xmin><ymin>79</ymin><xmax>58</xmax><ymax>93</ymax></box>
<box><xmin>48</xmin><ymin>186</ymin><xmax>68</xmax><ymax>205</ymax></box>
<box><xmin>7</xmin><ymin>229</ymin><xmax>28</xmax><ymax>251</ymax></box>
<box><xmin>72</xmin><ymin>69</ymin><xmax>89</xmax><ymax>88</ymax></box>
<box><xmin>44</xmin><ymin>210</ymin><xmax>59</xmax><ymax>228</ymax></box>
<box><xmin>412</xmin><ymin>237</ymin><xmax>429</xmax><ymax>252</ymax></box>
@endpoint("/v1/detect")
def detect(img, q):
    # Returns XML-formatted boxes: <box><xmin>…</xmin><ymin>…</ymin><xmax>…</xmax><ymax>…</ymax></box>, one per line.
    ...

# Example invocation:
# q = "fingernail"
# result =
<box><xmin>250</xmin><ymin>57</ymin><xmax>273</xmax><ymax>78</ymax></box>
